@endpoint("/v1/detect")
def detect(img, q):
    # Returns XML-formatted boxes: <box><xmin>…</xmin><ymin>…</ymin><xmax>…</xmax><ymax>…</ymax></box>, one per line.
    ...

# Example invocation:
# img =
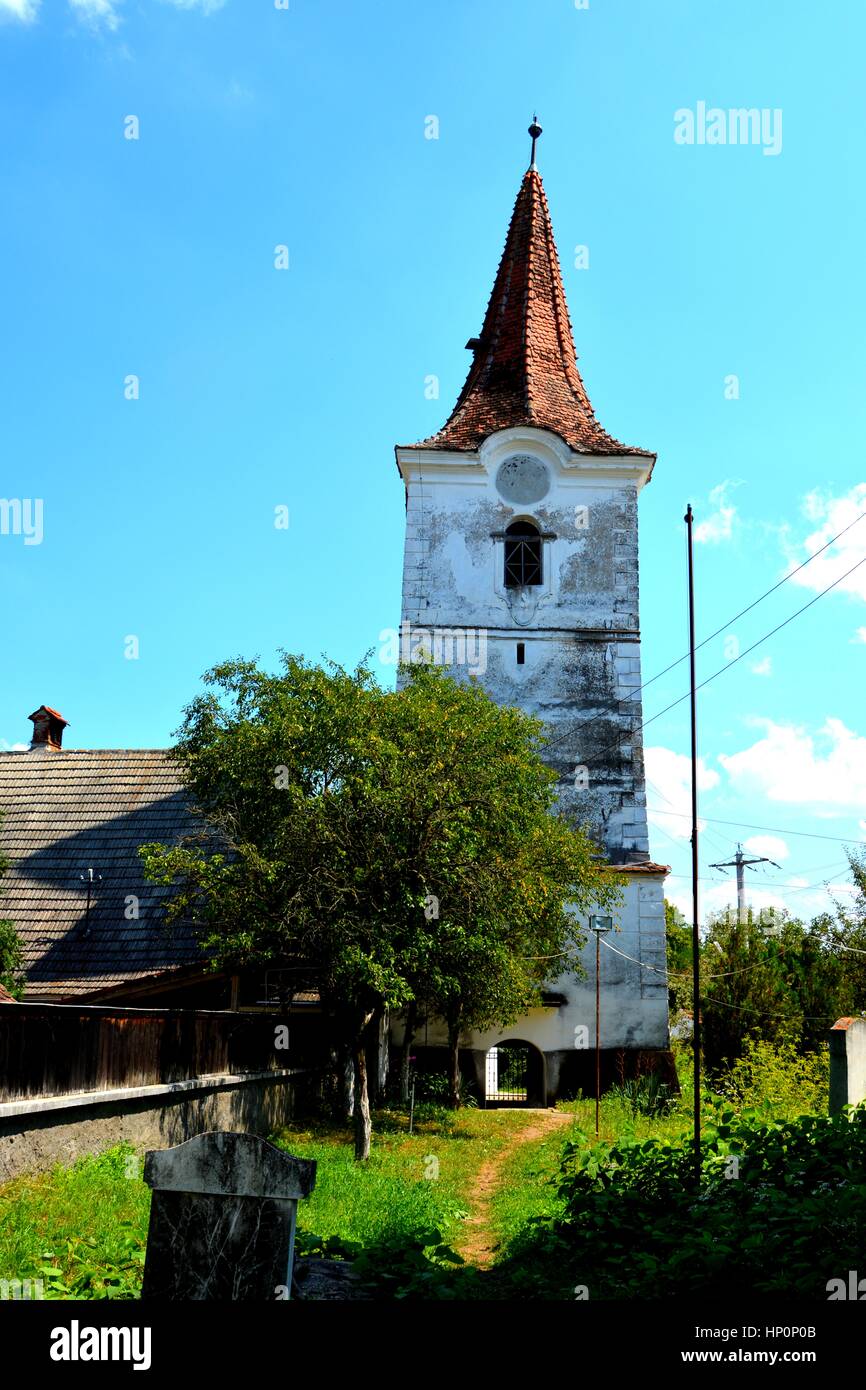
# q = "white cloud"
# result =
<box><xmin>644</xmin><ymin>745</ymin><xmax>720</xmax><ymax>841</ymax></box>
<box><xmin>68</xmin><ymin>0</ymin><xmax>121</xmax><ymax>30</ymax></box>
<box><xmin>784</xmin><ymin>483</ymin><xmax>866</xmax><ymax>604</ymax></box>
<box><xmin>718</xmin><ymin>717</ymin><xmax>866</xmax><ymax>810</ymax></box>
<box><xmin>0</xmin><ymin>740</ymin><xmax>29</xmax><ymax>751</ymax></box>
<box><xmin>0</xmin><ymin>0</ymin><xmax>39</xmax><ymax>21</ymax></box>
<box><xmin>160</xmin><ymin>0</ymin><xmax>227</xmax><ymax>12</ymax></box>
<box><xmin>693</xmin><ymin>480</ymin><xmax>740</xmax><ymax>545</ymax></box>
<box><xmin>751</xmin><ymin>655</ymin><xmax>772</xmax><ymax>676</ymax></box>
<box><xmin>742</xmin><ymin>834</ymin><xmax>789</xmax><ymax>862</ymax></box>
<box><xmin>853</xmin><ymin>627</ymin><xmax>866</xmax><ymax>644</ymax></box>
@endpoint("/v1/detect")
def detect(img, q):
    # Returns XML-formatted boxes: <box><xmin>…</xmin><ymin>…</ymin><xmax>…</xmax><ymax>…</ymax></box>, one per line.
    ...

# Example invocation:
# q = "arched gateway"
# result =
<box><xmin>484</xmin><ymin>1039</ymin><xmax>546</xmax><ymax>1109</ymax></box>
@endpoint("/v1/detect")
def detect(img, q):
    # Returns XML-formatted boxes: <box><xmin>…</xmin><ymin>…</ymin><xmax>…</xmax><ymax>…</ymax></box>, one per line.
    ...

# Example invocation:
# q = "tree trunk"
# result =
<box><xmin>400</xmin><ymin>1000</ymin><xmax>418</xmax><ymax>1105</ymax></box>
<box><xmin>374</xmin><ymin>1006</ymin><xmax>390</xmax><ymax>1105</ymax></box>
<box><xmin>447</xmin><ymin>1016</ymin><xmax>462</xmax><ymax>1109</ymax></box>
<box><xmin>341</xmin><ymin>1047</ymin><xmax>355</xmax><ymax>1122</ymax></box>
<box><xmin>353</xmin><ymin>1032</ymin><xmax>372</xmax><ymax>1161</ymax></box>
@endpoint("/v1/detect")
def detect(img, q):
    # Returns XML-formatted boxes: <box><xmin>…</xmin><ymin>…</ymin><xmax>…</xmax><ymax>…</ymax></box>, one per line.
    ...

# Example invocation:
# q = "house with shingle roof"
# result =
<box><xmin>0</xmin><ymin>706</ymin><xmax>214</xmax><ymax>1005</ymax></box>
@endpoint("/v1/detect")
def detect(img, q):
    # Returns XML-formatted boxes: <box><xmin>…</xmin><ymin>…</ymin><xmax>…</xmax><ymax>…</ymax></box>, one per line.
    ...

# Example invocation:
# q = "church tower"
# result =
<box><xmin>394</xmin><ymin>124</ymin><xmax>671</xmax><ymax>1102</ymax></box>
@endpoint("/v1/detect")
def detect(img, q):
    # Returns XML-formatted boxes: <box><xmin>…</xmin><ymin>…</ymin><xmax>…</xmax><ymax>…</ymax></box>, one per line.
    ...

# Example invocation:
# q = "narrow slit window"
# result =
<box><xmin>504</xmin><ymin>520</ymin><xmax>542</xmax><ymax>588</ymax></box>
<box><xmin>516</xmin><ymin>642</ymin><xmax>525</xmax><ymax>665</ymax></box>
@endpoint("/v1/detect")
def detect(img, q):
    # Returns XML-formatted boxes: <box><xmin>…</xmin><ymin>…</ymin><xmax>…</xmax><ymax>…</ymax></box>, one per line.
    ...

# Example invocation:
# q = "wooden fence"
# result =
<box><xmin>0</xmin><ymin>1003</ymin><xmax>309</xmax><ymax>1104</ymax></box>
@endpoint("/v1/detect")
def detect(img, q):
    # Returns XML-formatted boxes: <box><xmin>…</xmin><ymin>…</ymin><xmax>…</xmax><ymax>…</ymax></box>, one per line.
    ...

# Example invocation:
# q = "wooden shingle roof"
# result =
<box><xmin>0</xmin><ymin>749</ymin><xmax>203</xmax><ymax>1000</ymax></box>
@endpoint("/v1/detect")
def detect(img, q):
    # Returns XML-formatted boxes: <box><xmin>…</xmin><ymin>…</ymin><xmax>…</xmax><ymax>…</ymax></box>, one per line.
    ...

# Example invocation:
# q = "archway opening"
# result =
<box><xmin>484</xmin><ymin>1039</ymin><xmax>546</xmax><ymax>1108</ymax></box>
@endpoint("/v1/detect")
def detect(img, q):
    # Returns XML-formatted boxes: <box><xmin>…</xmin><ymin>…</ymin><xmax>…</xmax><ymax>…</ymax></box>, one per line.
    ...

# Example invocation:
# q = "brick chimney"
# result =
<box><xmin>28</xmin><ymin>705</ymin><xmax>68</xmax><ymax>751</ymax></box>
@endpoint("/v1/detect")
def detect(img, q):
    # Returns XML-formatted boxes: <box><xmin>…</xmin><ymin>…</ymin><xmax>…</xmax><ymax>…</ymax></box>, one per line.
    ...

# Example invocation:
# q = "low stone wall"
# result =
<box><xmin>0</xmin><ymin>1069</ymin><xmax>312</xmax><ymax>1184</ymax></box>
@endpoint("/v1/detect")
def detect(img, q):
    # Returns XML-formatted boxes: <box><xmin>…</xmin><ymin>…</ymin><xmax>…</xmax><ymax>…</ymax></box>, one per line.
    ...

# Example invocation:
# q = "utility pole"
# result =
<box><xmin>685</xmin><ymin>504</ymin><xmax>701</xmax><ymax>1190</ymax></box>
<box><xmin>709</xmin><ymin>844</ymin><xmax>782</xmax><ymax>923</ymax></box>
<box><xmin>589</xmin><ymin>915</ymin><xmax>613</xmax><ymax>1138</ymax></box>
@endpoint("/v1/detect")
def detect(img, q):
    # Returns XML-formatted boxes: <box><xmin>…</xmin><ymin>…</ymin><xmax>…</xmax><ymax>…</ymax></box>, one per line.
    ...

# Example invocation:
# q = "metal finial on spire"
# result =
<box><xmin>528</xmin><ymin>114</ymin><xmax>542</xmax><ymax>169</ymax></box>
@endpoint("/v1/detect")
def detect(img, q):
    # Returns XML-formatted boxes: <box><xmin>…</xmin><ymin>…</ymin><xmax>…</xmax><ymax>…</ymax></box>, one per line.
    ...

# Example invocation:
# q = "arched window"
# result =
<box><xmin>504</xmin><ymin>520</ymin><xmax>542</xmax><ymax>588</ymax></box>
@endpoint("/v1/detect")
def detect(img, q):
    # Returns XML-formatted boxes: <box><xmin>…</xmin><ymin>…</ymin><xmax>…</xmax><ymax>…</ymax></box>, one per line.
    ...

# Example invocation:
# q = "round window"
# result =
<box><xmin>494</xmin><ymin>454</ymin><xmax>550</xmax><ymax>504</ymax></box>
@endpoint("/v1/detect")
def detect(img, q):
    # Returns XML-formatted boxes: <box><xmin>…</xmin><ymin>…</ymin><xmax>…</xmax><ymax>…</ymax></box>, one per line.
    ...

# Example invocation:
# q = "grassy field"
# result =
<box><xmin>0</xmin><ymin>1106</ymin><xmax>572</xmax><ymax>1298</ymax></box>
<box><xmin>0</xmin><ymin>1046</ymin><xmax>830</xmax><ymax>1300</ymax></box>
<box><xmin>0</xmin><ymin>1145</ymin><xmax>149</xmax><ymax>1299</ymax></box>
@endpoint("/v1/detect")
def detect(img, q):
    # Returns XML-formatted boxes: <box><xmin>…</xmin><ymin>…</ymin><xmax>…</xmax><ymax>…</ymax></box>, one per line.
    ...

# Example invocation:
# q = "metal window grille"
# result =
<box><xmin>504</xmin><ymin>523</ymin><xmax>542</xmax><ymax>588</ymax></box>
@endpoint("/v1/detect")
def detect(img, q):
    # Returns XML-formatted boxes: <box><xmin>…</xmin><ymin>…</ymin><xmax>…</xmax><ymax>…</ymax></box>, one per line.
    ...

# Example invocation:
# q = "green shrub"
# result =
<box><xmin>413</xmin><ymin>1071</ymin><xmax>477</xmax><ymax>1109</ymax></box>
<box><xmin>719</xmin><ymin>1036</ymin><xmax>828</xmax><ymax>1117</ymax></box>
<box><xmin>608</xmin><ymin>1073</ymin><xmax>676</xmax><ymax>1119</ymax></box>
<box><xmin>522</xmin><ymin>1103</ymin><xmax>866</xmax><ymax>1298</ymax></box>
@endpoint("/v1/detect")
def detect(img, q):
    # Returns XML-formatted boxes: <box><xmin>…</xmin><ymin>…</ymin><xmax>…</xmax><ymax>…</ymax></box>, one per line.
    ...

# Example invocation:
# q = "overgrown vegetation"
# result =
<box><xmin>1</xmin><ymin>1037</ymin><xmax>850</xmax><ymax>1302</ymax></box>
<box><xmin>0</xmin><ymin>1145</ymin><xmax>148</xmax><ymax>1299</ymax></box>
<box><xmin>509</xmin><ymin>1102</ymin><xmax>866</xmax><ymax>1300</ymax></box>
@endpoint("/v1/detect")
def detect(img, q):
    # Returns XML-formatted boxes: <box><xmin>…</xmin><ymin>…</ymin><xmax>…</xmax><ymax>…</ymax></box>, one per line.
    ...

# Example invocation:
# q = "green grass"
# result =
<box><xmin>0</xmin><ymin>1144</ymin><xmax>149</xmax><ymax>1299</ymax></box>
<box><xmin>0</xmin><ymin>1108</ymin><xmax>551</xmax><ymax>1299</ymax></box>
<box><xmin>272</xmin><ymin>1107</ymin><xmax>547</xmax><ymax>1255</ymax></box>
<box><xmin>0</xmin><ymin>1043</ymin><xmax>832</xmax><ymax>1301</ymax></box>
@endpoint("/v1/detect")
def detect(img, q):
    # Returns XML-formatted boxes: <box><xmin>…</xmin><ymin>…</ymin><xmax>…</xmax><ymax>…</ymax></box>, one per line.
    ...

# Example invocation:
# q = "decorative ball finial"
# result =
<box><xmin>528</xmin><ymin>114</ymin><xmax>542</xmax><ymax>168</ymax></box>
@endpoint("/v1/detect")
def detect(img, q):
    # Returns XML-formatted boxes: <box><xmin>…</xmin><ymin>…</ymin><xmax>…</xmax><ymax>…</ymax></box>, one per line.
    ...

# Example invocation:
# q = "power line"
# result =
<box><xmin>647</xmin><ymin>806</ymin><xmax>865</xmax><ymax>847</ymax></box>
<box><xmin>637</xmin><ymin>506</ymin><xmax>866</xmax><ymax>699</ymax></box>
<box><xmin>638</xmin><ymin>551</ymin><xmax>866</xmax><ymax>735</ymax></box>
<box><xmin>665</xmin><ymin>870</ymin><xmax>849</xmax><ymax>891</ymax></box>
<box><xmin>600</xmin><ymin>934</ymin><xmax>813</xmax><ymax>983</ymax></box>
<box><xmin>544</xmin><ymin>549</ymin><xmax>866</xmax><ymax>786</ymax></box>
<box><xmin>545</xmin><ymin>506</ymin><xmax>866</xmax><ymax>758</ymax></box>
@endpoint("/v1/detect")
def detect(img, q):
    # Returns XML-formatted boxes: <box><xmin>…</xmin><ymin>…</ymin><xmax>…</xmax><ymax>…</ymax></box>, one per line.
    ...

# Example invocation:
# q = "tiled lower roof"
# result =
<box><xmin>0</xmin><ymin>750</ymin><xmax>204</xmax><ymax>1000</ymax></box>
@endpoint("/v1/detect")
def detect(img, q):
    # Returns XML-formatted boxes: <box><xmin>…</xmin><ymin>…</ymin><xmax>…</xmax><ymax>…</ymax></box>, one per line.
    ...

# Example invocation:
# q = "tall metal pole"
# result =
<box><xmin>685</xmin><ymin>505</ymin><xmax>701</xmax><ymax>1189</ymax></box>
<box><xmin>595</xmin><ymin>926</ymin><xmax>601</xmax><ymax>1139</ymax></box>
<box><xmin>589</xmin><ymin>916</ymin><xmax>612</xmax><ymax>1139</ymax></box>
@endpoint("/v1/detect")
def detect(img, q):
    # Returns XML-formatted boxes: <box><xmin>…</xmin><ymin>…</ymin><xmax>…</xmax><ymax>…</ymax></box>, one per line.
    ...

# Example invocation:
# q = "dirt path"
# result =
<box><xmin>456</xmin><ymin>1109</ymin><xmax>573</xmax><ymax>1269</ymax></box>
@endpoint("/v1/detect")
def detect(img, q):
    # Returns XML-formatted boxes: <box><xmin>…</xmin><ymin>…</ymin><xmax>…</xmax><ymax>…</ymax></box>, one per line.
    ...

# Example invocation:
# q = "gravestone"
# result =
<box><xmin>141</xmin><ymin>1131</ymin><xmax>316</xmax><ymax>1301</ymax></box>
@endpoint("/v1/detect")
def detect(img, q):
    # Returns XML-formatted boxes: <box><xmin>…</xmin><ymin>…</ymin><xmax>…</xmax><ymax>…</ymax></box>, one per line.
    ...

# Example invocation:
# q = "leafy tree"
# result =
<box><xmin>700</xmin><ymin>908</ymin><xmax>802</xmax><ymax>1070</ymax></box>
<box><xmin>699</xmin><ymin>857</ymin><xmax>866</xmax><ymax>1072</ymax></box>
<box><xmin>664</xmin><ymin>899</ymin><xmax>692</xmax><ymax>1016</ymax></box>
<box><xmin>141</xmin><ymin>655</ymin><xmax>619</xmax><ymax>1155</ymax></box>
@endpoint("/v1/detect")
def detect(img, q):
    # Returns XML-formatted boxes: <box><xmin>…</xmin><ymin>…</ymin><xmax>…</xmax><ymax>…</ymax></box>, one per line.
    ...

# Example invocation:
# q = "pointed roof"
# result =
<box><xmin>408</xmin><ymin>165</ymin><xmax>653</xmax><ymax>457</ymax></box>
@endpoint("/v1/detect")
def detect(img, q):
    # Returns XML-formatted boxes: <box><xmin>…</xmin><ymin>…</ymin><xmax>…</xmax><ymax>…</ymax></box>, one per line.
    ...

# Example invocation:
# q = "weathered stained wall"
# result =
<box><xmin>396</xmin><ymin>425</ymin><xmax>669</xmax><ymax>1060</ymax></box>
<box><xmin>398</xmin><ymin>427</ymin><xmax>652</xmax><ymax>865</ymax></box>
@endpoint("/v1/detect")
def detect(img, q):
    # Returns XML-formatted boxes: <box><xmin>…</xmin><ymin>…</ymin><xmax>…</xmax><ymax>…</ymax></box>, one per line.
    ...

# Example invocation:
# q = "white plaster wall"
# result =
<box><xmin>395</xmin><ymin>426</ymin><xmax>669</xmax><ymax>1054</ymax></box>
<box><xmin>393</xmin><ymin>875</ymin><xmax>670</xmax><ymax>1053</ymax></box>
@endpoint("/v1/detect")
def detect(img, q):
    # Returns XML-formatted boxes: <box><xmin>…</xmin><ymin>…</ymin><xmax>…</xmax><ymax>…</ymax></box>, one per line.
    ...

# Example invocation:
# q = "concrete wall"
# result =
<box><xmin>829</xmin><ymin>1017</ymin><xmax>866</xmax><ymax>1114</ymax></box>
<box><xmin>392</xmin><ymin>874</ymin><xmax>669</xmax><ymax>1062</ymax></box>
<box><xmin>0</xmin><ymin>1069</ymin><xmax>309</xmax><ymax>1184</ymax></box>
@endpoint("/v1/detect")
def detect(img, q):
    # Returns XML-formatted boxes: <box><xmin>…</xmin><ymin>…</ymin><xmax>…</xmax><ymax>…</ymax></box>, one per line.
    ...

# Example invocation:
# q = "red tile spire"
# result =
<box><xmin>411</xmin><ymin>146</ymin><xmax>652</xmax><ymax>457</ymax></box>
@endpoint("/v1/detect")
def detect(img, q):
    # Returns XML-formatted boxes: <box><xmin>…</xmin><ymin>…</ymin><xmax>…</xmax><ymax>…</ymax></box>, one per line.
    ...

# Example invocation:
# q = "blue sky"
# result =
<box><xmin>1</xmin><ymin>0</ymin><xmax>865</xmax><ymax>925</ymax></box>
